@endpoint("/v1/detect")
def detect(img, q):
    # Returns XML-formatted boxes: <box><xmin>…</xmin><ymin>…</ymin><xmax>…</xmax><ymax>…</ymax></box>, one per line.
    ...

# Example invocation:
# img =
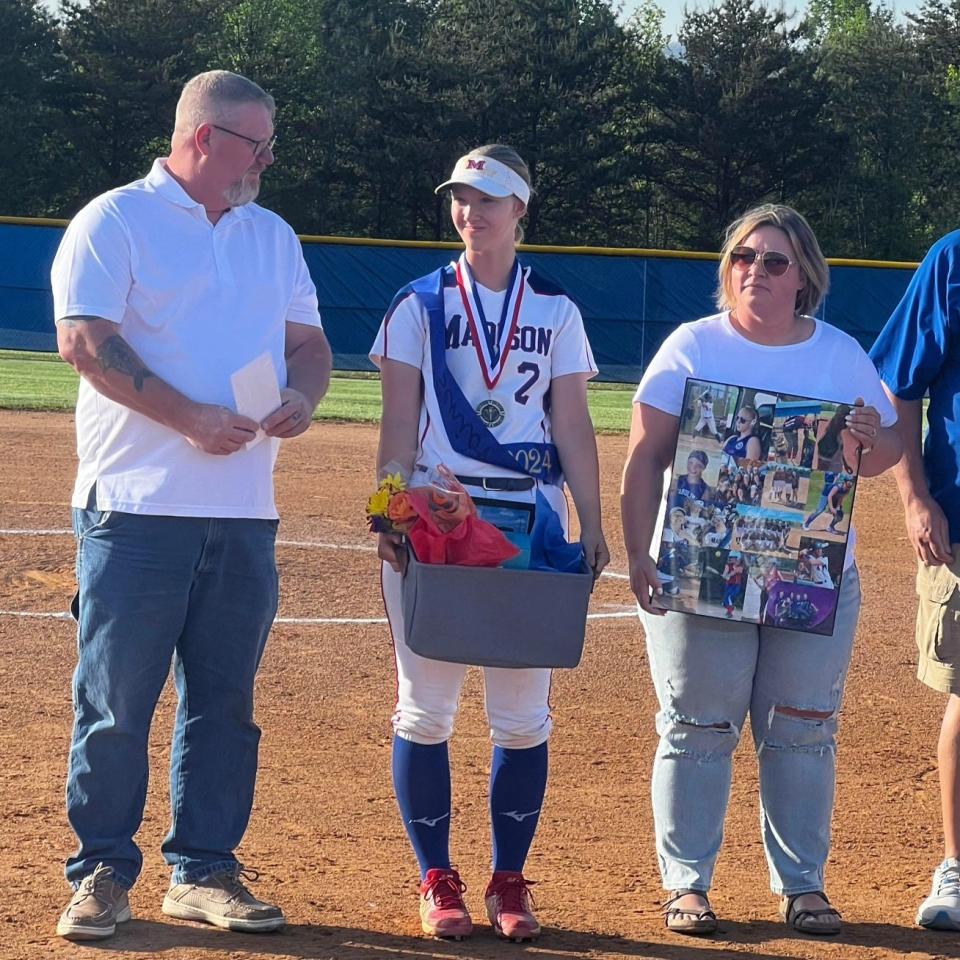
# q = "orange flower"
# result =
<box><xmin>427</xmin><ymin>488</ymin><xmax>471</xmax><ymax>532</ymax></box>
<box><xmin>387</xmin><ymin>491</ymin><xmax>418</xmax><ymax>532</ymax></box>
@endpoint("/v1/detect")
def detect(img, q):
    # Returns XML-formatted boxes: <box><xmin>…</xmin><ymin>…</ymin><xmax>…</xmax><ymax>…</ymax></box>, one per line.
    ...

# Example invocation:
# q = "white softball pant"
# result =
<box><xmin>380</xmin><ymin>482</ymin><xmax>570</xmax><ymax>749</ymax></box>
<box><xmin>381</xmin><ymin>562</ymin><xmax>553</xmax><ymax>748</ymax></box>
<box><xmin>695</xmin><ymin>414</ymin><xmax>718</xmax><ymax>435</ymax></box>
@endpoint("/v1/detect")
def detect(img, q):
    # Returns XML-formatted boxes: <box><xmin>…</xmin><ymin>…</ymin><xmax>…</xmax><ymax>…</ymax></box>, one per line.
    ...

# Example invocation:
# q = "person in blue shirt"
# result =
<box><xmin>722</xmin><ymin>404</ymin><xmax>762</xmax><ymax>462</ymax></box>
<box><xmin>871</xmin><ymin>230</ymin><xmax>960</xmax><ymax>931</ymax></box>
<box><xmin>670</xmin><ymin>450</ymin><xmax>714</xmax><ymax>508</ymax></box>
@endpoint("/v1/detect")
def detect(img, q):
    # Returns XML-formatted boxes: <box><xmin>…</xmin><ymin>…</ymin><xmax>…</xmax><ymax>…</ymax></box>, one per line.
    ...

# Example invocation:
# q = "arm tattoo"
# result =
<box><xmin>96</xmin><ymin>335</ymin><xmax>156</xmax><ymax>392</ymax></box>
<box><xmin>56</xmin><ymin>315</ymin><xmax>104</xmax><ymax>328</ymax></box>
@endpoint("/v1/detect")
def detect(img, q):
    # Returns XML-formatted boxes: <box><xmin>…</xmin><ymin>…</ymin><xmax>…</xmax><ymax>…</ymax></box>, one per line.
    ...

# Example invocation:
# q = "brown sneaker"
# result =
<box><xmin>56</xmin><ymin>863</ymin><xmax>131</xmax><ymax>941</ymax></box>
<box><xmin>162</xmin><ymin>864</ymin><xmax>285</xmax><ymax>932</ymax></box>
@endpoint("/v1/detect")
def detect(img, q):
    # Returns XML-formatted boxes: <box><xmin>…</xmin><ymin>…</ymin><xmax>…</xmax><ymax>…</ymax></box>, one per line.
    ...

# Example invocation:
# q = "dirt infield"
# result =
<box><xmin>1</xmin><ymin>410</ymin><xmax>958</xmax><ymax>960</ymax></box>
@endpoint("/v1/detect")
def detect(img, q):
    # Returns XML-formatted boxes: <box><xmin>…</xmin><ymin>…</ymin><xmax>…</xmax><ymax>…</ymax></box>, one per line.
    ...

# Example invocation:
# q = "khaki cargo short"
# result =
<box><xmin>916</xmin><ymin>549</ymin><xmax>960</xmax><ymax>693</ymax></box>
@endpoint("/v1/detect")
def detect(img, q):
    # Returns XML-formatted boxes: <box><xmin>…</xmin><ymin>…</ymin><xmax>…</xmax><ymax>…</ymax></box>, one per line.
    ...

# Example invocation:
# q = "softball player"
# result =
<box><xmin>803</xmin><ymin>475</ymin><xmax>852</xmax><ymax>532</ymax></box>
<box><xmin>693</xmin><ymin>390</ymin><xmax>722</xmax><ymax>439</ymax></box>
<box><xmin>754</xmin><ymin>558</ymin><xmax>783</xmax><ymax>624</ymax></box>
<box><xmin>782</xmin><ymin>414</ymin><xmax>805</xmax><ymax>461</ymax></box>
<box><xmin>670</xmin><ymin>450</ymin><xmax>713</xmax><ymax>507</ymax></box>
<box><xmin>808</xmin><ymin>546</ymin><xmax>834</xmax><ymax>588</ymax></box>
<box><xmin>721</xmin><ymin>554</ymin><xmax>745</xmax><ymax>617</ymax></box>
<box><xmin>370</xmin><ymin>144</ymin><xmax>609</xmax><ymax>943</ymax></box>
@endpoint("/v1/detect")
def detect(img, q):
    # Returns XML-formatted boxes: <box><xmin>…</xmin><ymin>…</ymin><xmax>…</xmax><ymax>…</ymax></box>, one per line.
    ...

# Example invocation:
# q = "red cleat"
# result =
<box><xmin>419</xmin><ymin>868</ymin><xmax>472</xmax><ymax>940</ymax></box>
<box><xmin>485</xmin><ymin>871</ymin><xmax>541</xmax><ymax>941</ymax></box>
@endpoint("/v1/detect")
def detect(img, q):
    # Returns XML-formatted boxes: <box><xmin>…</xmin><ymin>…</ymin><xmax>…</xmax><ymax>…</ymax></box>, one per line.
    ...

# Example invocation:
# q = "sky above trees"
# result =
<box><xmin>622</xmin><ymin>0</ymin><xmax>922</xmax><ymax>38</ymax></box>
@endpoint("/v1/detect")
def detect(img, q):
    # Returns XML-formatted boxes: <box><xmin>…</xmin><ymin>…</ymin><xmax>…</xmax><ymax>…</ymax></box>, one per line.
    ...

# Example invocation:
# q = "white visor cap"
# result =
<box><xmin>435</xmin><ymin>153</ymin><xmax>531</xmax><ymax>205</ymax></box>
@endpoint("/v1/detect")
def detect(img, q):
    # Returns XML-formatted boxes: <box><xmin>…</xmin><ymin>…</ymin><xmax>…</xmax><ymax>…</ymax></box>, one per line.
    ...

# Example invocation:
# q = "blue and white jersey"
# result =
<box><xmin>723</xmin><ymin>433</ymin><xmax>755</xmax><ymax>461</ymax></box>
<box><xmin>671</xmin><ymin>474</ymin><xmax>711</xmax><ymax>508</ymax></box>
<box><xmin>370</xmin><ymin>254</ymin><xmax>597</xmax><ymax>507</ymax></box>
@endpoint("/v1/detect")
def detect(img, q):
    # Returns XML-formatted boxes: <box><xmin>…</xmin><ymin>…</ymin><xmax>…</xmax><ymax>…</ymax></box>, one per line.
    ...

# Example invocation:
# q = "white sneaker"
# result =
<box><xmin>162</xmin><ymin>864</ymin><xmax>284</xmax><ymax>932</ymax></box>
<box><xmin>917</xmin><ymin>858</ymin><xmax>960</xmax><ymax>929</ymax></box>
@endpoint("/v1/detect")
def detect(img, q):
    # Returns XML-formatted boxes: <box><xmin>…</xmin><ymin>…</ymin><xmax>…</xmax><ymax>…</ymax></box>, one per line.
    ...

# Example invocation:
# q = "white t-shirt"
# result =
<box><xmin>51</xmin><ymin>159</ymin><xmax>323</xmax><ymax>518</ymax></box>
<box><xmin>633</xmin><ymin>311</ymin><xmax>896</xmax><ymax>567</ymax></box>
<box><xmin>370</xmin><ymin>256</ymin><xmax>596</xmax><ymax>512</ymax></box>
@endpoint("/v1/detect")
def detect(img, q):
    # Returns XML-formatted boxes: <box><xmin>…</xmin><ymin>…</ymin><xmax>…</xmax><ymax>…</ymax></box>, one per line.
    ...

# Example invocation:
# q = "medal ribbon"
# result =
<box><xmin>407</xmin><ymin>266</ymin><xmax>563</xmax><ymax>485</ymax></box>
<box><xmin>455</xmin><ymin>255</ymin><xmax>524</xmax><ymax>391</ymax></box>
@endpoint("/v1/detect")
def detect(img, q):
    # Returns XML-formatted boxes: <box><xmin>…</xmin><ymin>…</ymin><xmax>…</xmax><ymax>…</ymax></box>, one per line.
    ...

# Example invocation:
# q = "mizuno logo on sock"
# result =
<box><xmin>408</xmin><ymin>812</ymin><xmax>450</xmax><ymax>827</ymax></box>
<box><xmin>498</xmin><ymin>808</ymin><xmax>541</xmax><ymax>822</ymax></box>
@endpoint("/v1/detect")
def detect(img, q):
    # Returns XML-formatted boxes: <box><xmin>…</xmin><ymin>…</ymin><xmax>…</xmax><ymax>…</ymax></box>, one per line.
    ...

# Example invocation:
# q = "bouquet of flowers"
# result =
<box><xmin>366</xmin><ymin>464</ymin><xmax>519</xmax><ymax>567</ymax></box>
<box><xmin>366</xmin><ymin>470</ymin><xmax>419</xmax><ymax>535</ymax></box>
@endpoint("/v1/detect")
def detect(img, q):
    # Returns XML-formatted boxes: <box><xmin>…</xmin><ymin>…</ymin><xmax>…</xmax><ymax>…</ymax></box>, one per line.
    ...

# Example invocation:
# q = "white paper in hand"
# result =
<box><xmin>230</xmin><ymin>352</ymin><xmax>282</xmax><ymax>449</ymax></box>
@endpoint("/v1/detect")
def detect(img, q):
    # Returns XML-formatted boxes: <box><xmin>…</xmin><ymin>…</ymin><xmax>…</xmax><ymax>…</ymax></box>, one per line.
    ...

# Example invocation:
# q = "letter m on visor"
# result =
<box><xmin>466</xmin><ymin>159</ymin><xmax>486</xmax><ymax>170</ymax></box>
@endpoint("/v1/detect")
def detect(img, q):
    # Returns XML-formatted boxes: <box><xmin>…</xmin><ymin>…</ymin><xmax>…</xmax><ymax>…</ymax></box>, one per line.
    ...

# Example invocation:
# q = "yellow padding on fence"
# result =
<box><xmin>0</xmin><ymin>214</ymin><xmax>920</xmax><ymax>269</ymax></box>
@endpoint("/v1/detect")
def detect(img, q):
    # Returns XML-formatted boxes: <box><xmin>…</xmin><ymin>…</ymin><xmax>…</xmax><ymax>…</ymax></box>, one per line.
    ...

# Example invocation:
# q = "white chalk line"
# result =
<box><xmin>0</xmin><ymin>528</ymin><xmax>73</xmax><ymax>536</ymax></box>
<box><xmin>0</xmin><ymin>529</ymin><xmax>635</xmax><ymax>623</ymax></box>
<box><xmin>0</xmin><ymin>610</ymin><xmax>74</xmax><ymax>621</ymax></box>
<box><xmin>0</xmin><ymin>529</ymin><xmax>378</xmax><ymax>551</ymax></box>
<box><xmin>278</xmin><ymin>538</ymin><xmax>377</xmax><ymax>551</ymax></box>
<box><xmin>0</xmin><ymin>610</ymin><xmax>637</xmax><ymax>625</ymax></box>
<box><xmin>0</xmin><ymin>528</ymin><xmax>631</xmax><ymax>579</ymax></box>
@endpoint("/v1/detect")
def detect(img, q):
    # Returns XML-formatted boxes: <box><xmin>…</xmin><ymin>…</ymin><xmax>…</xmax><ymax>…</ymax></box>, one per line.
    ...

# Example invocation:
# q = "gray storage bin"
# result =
<box><xmin>401</xmin><ymin>550</ymin><xmax>594</xmax><ymax>668</ymax></box>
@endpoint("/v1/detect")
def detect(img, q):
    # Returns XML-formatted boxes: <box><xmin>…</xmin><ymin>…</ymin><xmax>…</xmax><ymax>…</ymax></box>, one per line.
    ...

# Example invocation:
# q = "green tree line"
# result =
<box><xmin>5</xmin><ymin>0</ymin><xmax>958</xmax><ymax>259</ymax></box>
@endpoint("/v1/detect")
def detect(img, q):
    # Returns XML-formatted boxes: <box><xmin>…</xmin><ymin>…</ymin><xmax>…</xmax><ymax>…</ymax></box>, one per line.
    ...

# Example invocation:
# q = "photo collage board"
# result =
<box><xmin>652</xmin><ymin>378</ymin><xmax>860</xmax><ymax>635</ymax></box>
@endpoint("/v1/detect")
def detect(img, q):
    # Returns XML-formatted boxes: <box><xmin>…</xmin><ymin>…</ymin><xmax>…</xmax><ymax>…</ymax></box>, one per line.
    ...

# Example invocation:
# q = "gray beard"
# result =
<box><xmin>223</xmin><ymin>176</ymin><xmax>260</xmax><ymax>207</ymax></box>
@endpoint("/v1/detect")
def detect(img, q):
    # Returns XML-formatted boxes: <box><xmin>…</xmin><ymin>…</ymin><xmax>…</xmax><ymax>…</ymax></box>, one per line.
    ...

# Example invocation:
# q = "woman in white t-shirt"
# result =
<box><xmin>370</xmin><ymin>144</ymin><xmax>609</xmax><ymax>943</ymax></box>
<box><xmin>620</xmin><ymin>204</ymin><xmax>901</xmax><ymax>936</ymax></box>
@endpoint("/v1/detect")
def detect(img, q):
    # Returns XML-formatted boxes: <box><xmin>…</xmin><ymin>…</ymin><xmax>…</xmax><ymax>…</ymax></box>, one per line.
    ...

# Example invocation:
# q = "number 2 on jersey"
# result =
<box><xmin>514</xmin><ymin>362</ymin><xmax>540</xmax><ymax>405</ymax></box>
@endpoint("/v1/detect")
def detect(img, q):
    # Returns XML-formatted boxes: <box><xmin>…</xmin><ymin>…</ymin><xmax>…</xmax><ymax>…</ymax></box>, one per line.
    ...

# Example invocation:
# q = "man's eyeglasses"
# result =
<box><xmin>730</xmin><ymin>246</ymin><xmax>795</xmax><ymax>277</ymax></box>
<box><xmin>210</xmin><ymin>124</ymin><xmax>276</xmax><ymax>157</ymax></box>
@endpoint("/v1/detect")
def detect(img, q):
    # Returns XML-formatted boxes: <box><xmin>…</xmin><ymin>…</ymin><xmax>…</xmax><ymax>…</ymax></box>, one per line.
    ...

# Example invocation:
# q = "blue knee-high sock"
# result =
<box><xmin>392</xmin><ymin>736</ymin><xmax>451</xmax><ymax>879</ymax></box>
<box><xmin>490</xmin><ymin>742</ymin><xmax>548</xmax><ymax>873</ymax></box>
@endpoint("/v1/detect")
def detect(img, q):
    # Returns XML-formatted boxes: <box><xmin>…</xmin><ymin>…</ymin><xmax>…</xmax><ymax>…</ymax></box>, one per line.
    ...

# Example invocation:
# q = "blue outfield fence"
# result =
<box><xmin>0</xmin><ymin>217</ymin><xmax>918</xmax><ymax>383</ymax></box>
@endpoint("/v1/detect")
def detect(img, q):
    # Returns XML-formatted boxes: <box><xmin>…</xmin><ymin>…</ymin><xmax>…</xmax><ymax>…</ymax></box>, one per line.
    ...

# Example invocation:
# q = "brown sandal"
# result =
<box><xmin>780</xmin><ymin>891</ymin><xmax>841</xmax><ymax>935</ymax></box>
<box><xmin>663</xmin><ymin>889</ymin><xmax>718</xmax><ymax>935</ymax></box>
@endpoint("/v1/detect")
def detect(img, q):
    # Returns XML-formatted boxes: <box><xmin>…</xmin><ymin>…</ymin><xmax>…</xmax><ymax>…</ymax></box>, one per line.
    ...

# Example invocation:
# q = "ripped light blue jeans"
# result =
<box><xmin>641</xmin><ymin>567</ymin><xmax>861</xmax><ymax>896</ymax></box>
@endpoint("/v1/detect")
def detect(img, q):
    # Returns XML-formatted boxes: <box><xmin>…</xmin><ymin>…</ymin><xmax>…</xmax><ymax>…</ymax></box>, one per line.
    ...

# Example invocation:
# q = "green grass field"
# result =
<box><xmin>0</xmin><ymin>350</ymin><xmax>635</xmax><ymax>432</ymax></box>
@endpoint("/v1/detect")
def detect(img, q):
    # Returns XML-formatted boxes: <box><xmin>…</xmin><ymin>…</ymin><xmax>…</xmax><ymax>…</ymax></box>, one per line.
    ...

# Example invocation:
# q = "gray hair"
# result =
<box><xmin>174</xmin><ymin>70</ymin><xmax>275</xmax><ymax>136</ymax></box>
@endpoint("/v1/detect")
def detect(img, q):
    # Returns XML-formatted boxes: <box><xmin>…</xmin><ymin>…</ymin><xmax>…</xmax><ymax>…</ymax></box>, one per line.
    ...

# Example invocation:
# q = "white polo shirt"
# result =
<box><xmin>51</xmin><ymin>159</ymin><xmax>323</xmax><ymax>518</ymax></box>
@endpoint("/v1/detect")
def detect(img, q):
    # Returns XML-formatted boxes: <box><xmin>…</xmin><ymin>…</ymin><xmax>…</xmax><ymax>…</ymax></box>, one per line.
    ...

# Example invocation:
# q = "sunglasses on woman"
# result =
<box><xmin>729</xmin><ymin>246</ymin><xmax>795</xmax><ymax>277</ymax></box>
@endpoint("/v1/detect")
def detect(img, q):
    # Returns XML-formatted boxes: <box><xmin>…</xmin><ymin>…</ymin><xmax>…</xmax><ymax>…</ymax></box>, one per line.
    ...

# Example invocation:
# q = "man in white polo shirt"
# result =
<box><xmin>51</xmin><ymin>70</ymin><xmax>331</xmax><ymax>941</ymax></box>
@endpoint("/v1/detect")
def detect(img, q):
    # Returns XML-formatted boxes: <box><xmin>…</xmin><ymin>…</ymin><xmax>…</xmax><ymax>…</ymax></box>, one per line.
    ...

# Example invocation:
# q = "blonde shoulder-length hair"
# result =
<box><xmin>716</xmin><ymin>204</ymin><xmax>830</xmax><ymax>317</ymax></box>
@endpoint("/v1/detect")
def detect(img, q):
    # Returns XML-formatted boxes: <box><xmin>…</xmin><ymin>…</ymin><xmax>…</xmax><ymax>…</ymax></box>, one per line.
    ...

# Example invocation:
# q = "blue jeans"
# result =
<box><xmin>640</xmin><ymin>568</ymin><xmax>861</xmax><ymax>896</ymax></box>
<box><xmin>65</xmin><ymin>504</ymin><xmax>279</xmax><ymax>889</ymax></box>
